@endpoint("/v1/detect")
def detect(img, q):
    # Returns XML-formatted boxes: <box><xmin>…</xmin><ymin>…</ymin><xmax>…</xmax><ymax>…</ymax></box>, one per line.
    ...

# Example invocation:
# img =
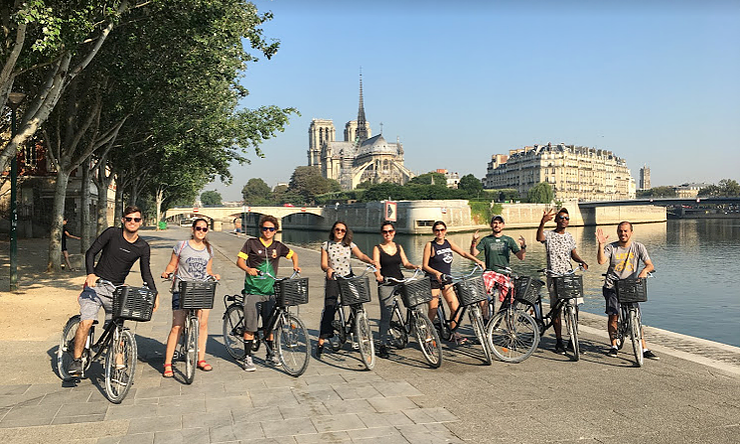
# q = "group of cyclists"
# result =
<box><xmin>66</xmin><ymin>204</ymin><xmax>658</xmax><ymax>380</ymax></box>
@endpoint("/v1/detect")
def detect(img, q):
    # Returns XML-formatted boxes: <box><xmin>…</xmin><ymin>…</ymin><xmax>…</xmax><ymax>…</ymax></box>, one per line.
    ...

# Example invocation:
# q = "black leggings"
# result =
<box><xmin>319</xmin><ymin>279</ymin><xmax>340</xmax><ymax>339</ymax></box>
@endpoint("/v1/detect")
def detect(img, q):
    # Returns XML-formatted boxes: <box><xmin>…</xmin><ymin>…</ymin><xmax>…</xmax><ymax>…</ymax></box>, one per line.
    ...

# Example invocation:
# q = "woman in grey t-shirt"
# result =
<box><xmin>160</xmin><ymin>218</ymin><xmax>220</xmax><ymax>377</ymax></box>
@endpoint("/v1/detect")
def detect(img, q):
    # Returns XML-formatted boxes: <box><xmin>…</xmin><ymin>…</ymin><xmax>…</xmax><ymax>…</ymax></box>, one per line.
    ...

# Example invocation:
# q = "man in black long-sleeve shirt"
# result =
<box><xmin>68</xmin><ymin>206</ymin><xmax>158</xmax><ymax>376</ymax></box>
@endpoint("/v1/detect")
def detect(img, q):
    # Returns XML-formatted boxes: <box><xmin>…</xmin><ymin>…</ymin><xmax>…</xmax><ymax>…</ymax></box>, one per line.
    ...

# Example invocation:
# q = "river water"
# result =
<box><xmin>277</xmin><ymin>218</ymin><xmax>740</xmax><ymax>348</ymax></box>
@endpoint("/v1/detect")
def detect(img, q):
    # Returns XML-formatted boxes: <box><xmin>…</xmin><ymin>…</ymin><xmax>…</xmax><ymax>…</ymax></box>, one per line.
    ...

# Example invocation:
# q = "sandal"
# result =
<box><xmin>197</xmin><ymin>360</ymin><xmax>212</xmax><ymax>371</ymax></box>
<box><xmin>163</xmin><ymin>363</ymin><xmax>173</xmax><ymax>378</ymax></box>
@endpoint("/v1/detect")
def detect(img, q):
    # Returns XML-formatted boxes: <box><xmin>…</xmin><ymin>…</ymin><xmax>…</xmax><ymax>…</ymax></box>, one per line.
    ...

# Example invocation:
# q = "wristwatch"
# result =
<box><xmin>521</xmin><ymin>244</ymin><xmax>527</xmax><ymax>250</ymax></box>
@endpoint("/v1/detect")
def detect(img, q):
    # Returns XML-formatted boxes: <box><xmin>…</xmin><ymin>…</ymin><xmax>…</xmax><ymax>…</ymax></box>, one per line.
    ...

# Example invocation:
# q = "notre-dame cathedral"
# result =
<box><xmin>307</xmin><ymin>76</ymin><xmax>414</xmax><ymax>190</ymax></box>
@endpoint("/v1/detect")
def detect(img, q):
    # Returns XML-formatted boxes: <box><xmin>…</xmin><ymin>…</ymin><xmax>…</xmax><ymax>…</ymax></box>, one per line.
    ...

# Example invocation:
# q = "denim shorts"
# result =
<box><xmin>78</xmin><ymin>281</ymin><xmax>116</xmax><ymax>321</ymax></box>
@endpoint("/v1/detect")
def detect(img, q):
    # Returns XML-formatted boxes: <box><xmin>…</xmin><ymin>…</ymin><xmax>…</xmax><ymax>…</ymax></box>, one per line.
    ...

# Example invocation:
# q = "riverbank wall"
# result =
<box><xmin>283</xmin><ymin>200</ymin><xmax>667</xmax><ymax>234</ymax></box>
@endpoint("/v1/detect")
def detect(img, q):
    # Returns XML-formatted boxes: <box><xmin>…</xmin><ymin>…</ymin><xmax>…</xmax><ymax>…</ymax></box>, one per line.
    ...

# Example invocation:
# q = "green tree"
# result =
<box><xmin>409</xmin><ymin>172</ymin><xmax>447</xmax><ymax>186</ymax></box>
<box><xmin>242</xmin><ymin>178</ymin><xmax>272</xmax><ymax>204</ymax></box>
<box><xmin>200</xmin><ymin>190</ymin><xmax>222</xmax><ymax>206</ymax></box>
<box><xmin>289</xmin><ymin>166</ymin><xmax>340</xmax><ymax>202</ymax></box>
<box><xmin>458</xmin><ymin>174</ymin><xmax>483</xmax><ymax>197</ymax></box>
<box><xmin>527</xmin><ymin>182</ymin><xmax>554</xmax><ymax>203</ymax></box>
<box><xmin>640</xmin><ymin>186</ymin><xmax>677</xmax><ymax>198</ymax></box>
<box><xmin>719</xmin><ymin>179</ymin><xmax>740</xmax><ymax>196</ymax></box>
<box><xmin>361</xmin><ymin>182</ymin><xmax>406</xmax><ymax>202</ymax></box>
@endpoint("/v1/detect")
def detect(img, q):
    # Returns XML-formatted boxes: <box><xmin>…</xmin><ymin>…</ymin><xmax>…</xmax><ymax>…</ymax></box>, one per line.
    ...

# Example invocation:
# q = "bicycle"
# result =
<box><xmin>164</xmin><ymin>274</ymin><xmax>218</xmax><ymax>384</ymax></box>
<box><xmin>57</xmin><ymin>283</ymin><xmax>155</xmax><ymax>403</ymax></box>
<box><xmin>484</xmin><ymin>267</ymin><xmax>541</xmax><ymax>363</ymax></box>
<box><xmin>433</xmin><ymin>264</ymin><xmax>493</xmax><ymax>365</ymax></box>
<box><xmin>614</xmin><ymin>273</ymin><xmax>653</xmax><ymax>367</ymax></box>
<box><xmin>323</xmin><ymin>265</ymin><xmax>376</xmax><ymax>370</ymax></box>
<box><xmin>222</xmin><ymin>271</ymin><xmax>311</xmax><ymax>377</ymax></box>
<box><xmin>383</xmin><ymin>269</ymin><xmax>443</xmax><ymax>368</ymax></box>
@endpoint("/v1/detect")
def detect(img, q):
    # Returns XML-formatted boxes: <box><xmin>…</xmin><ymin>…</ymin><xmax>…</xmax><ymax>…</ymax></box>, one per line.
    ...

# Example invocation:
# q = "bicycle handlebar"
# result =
<box><xmin>539</xmin><ymin>264</ymin><xmax>586</xmax><ymax>277</ymax></box>
<box><xmin>441</xmin><ymin>263</ymin><xmax>484</xmax><ymax>282</ymax></box>
<box><xmin>333</xmin><ymin>264</ymin><xmax>377</xmax><ymax>280</ymax></box>
<box><xmin>258</xmin><ymin>270</ymin><xmax>300</xmax><ymax>281</ymax></box>
<box><xmin>382</xmin><ymin>268</ymin><xmax>424</xmax><ymax>284</ymax></box>
<box><xmin>162</xmin><ymin>273</ymin><xmax>219</xmax><ymax>282</ymax></box>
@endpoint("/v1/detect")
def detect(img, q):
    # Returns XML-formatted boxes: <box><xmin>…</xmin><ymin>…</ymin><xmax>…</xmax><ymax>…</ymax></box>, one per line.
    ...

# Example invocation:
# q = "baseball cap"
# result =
<box><xmin>491</xmin><ymin>215</ymin><xmax>505</xmax><ymax>224</ymax></box>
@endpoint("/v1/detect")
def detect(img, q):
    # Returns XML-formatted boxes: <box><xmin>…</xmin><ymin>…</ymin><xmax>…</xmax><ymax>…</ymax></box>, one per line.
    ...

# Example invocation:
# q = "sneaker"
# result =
<box><xmin>554</xmin><ymin>341</ymin><xmax>566</xmax><ymax>355</ymax></box>
<box><xmin>643</xmin><ymin>350</ymin><xmax>660</xmax><ymax>360</ymax></box>
<box><xmin>266</xmin><ymin>353</ymin><xmax>281</xmax><ymax>367</ymax></box>
<box><xmin>241</xmin><ymin>355</ymin><xmax>256</xmax><ymax>372</ymax></box>
<box><xmin>377</xmin><ymin>344</ymin><xmax>390</xmax><ymax>359</ymax></box>
<box><xmin>68</xmin><ymin>358</ymin><xmax>83</xmax><ymax>377</ymax></box>
<box><xmin>315</xmin><ymin>342</ymin><xmax>324</xmax><ymax>359</ymax></box>
<box><xmin>607</xmin><ymin>347</ymin><xmax>618</xmax><ymax>358</ymax></box>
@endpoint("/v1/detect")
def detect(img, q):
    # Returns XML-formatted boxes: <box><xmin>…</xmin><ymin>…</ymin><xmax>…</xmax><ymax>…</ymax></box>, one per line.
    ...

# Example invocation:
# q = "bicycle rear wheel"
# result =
<box><xmin>487</xmin><ymin>308</ymin><xmax>539</xmax><ymax>363</ymax></box>
<box><xmin>388</xmin><ymin>305</ymin><xmax>408</xmax><ymax>349</ymax></box>
<box><xmin>104</xmin><ymin>327</ymin><xmax>137</xmax><ymax>404</ymax></box>
<box><xmin>564</xmin><ymin>305</ymin><xmax>580</xmax><ymax>361</ymax></box>
<box><xmin>616</xmin><ymin>307</ymin><xmax>627</xmax><ymax>350</ymax></box>
<box><xmin>222</xmin><ymin>304</ymin><xmax>245</xmax><ymax>360</ymax></box>
<box><xmin>58</xmin><ymin>315</ymin><xmax>81</xmax><ymax>381</ymax></box>
<box><xmin>354</xmin><ymin>309</ymin><xmax>375</xmax><ymax>370</ymax></box>
<box><xmin>630</xmin><ymin>310</ymin><xmax>644</xmax><ymax>367</ymax></box>
<box><xmin>184</xmin><ymin>316</ymin><xmax>198</xmax><ymax>384</ymax></box>
<box><xmin>469</xmin><ymin>305</ymin><xmax>493</xmax><ymax>365</ymax></box>
<box><xmin>275</xmin><ymin>312</ymin><xmax>310</xmax><ymax>377</ymax></box>
<box><xmin>412</xmin><ymin>310</ymin><xmax>442</xmax><ymax>368</ymax></box>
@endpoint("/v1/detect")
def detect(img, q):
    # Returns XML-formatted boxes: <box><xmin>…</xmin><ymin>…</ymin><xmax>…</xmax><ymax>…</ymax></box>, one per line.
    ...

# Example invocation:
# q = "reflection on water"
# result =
<box><xmin>281</xmin><ymin>219</ymin><xmax>740</xmax><ymax>347</ymax></box>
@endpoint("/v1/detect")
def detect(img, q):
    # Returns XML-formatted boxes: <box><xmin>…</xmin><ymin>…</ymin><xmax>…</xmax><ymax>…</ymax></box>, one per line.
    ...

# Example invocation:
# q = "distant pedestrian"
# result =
<box><xmin>62</xmin><ymin>218</ymin><xmax>81</xmax><ymax>271</ymax></box>
<box><xmin>536</xmin><ymin>208</ymin><xmax>588</xmax><ymax>355</ymax></box>
<box><xmin>316</xmin><ymin>221</ymin><xmax>377</xmax><ymax>358</ymax></box>
<box><xmin>597</xmin><ymin>221</ymin><xmax>659</xmax><ymax>360</ymax></box>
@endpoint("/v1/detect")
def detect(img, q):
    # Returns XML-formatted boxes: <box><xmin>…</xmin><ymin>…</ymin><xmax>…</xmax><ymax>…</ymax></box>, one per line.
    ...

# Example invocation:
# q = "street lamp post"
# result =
<box><xmin>7</xmin><ymin>92</ymin><xmax>26</xmax><ymax>291</ymax></box>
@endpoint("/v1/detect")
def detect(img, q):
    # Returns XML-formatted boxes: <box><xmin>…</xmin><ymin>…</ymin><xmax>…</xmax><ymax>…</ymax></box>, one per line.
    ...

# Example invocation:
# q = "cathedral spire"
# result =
<box><xmin>356</xmin><ymin>71</ymin><xmax>368</xmax><ymax>143</ymax></box>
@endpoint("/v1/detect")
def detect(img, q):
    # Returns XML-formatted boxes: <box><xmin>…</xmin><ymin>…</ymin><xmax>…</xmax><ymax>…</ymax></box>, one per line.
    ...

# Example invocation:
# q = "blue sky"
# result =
<box><xmin>210</xmin><ymin>0</ymin><xmax>740</xmax><ymax>201</ymax></box>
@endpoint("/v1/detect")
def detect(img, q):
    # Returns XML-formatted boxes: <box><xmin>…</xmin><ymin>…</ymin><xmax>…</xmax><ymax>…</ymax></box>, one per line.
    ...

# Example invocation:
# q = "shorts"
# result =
<box><xmin>243</xmin><ymin>293</ymin><xmax>275</xmax><ymax>333</ymax></box>
<box><xmin>171</xmin><ymin>292</ymin><xmax>182</xmax><ymax>311</ymax></box>
<box><xmin>428</xmin><ymin>274</ymin><xmax>453</xmax><ymax>290</ymax></box>
<box><xmin>78</xmin><ymin>281</ymin><xmax>116</xmax><ymax>321</ymax></box>
<box><xmin>548</xmin><ymin>277</ymin><xmax>583</xmax><ymax>308</ymax></box>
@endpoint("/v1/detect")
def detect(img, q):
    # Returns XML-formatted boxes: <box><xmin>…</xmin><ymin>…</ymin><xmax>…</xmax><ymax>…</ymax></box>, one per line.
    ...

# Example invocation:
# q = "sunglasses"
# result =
<box><xmin>261</xmin><ymin>226</ymin><xmax>276</xmax><ymax>232</ymax></box>
<box><xmin>433</xmin><ymin>228</ymin><xmax>446</xmax><ymax>233</ymax></box>
<box><xmin>124</xmin><ymin>217</ymin><xmax>141</xmax><ymax>223</ymax></box>
<box><xmin>558</xmin><ymin>216</ymin><xmax>570</xmax><ymax>220</ymax></box>
<box><xmin>334</xmin><ymin>228</ymin><xmax>347</xmax><ymax>233</ymax></box>
<box><xmin>381</xmin><ymin>229</ymin><xmax>395</xmax><ymax>234</ymax></box>
<box><xmin>194</xmin><ymin>226</ymin><xmax>208</xmax><ymax>232</ymax></box>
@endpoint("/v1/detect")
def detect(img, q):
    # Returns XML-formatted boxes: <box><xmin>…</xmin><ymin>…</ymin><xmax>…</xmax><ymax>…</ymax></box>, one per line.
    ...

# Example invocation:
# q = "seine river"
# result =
<box><xmin>279</xmin><ymin>218</ymin><xmax>740</xmax><ymax>348</ymax></box>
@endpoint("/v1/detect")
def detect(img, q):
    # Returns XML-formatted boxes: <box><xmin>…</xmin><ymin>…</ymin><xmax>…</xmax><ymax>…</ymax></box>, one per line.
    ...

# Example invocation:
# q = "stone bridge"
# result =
<box><xmin>164</xmin><ymin>206</ymin><xmax>324</xmax><ymax>231</ymax></box>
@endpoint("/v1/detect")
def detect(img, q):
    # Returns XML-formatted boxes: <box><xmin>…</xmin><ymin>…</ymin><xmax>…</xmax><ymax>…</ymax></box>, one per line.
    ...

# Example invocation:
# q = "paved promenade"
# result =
<box><xmin>1</xmin><ymin>228</ymin><xmax>739</xmax><ymax>443</ymax></box>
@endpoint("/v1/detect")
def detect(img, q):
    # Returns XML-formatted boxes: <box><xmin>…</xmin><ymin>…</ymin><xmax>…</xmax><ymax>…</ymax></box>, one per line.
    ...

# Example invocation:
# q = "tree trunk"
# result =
<box><xmin>155</xmin><ymin>187</ymin><xmax>165</xmax><ymax>230</ymax></box>
<box><xmin>114</xmin><ymin>181</ymin><xmax>124</xmax><ymax>227</ymax></box>
<box><xmin>47</xmin><ymin>170</ymin><xmax>70</xmax><ymax>272</ymax></box>
<box><xmin>95</xmin><ymin>162</ymin><xmax>112</xmax><ymax>235</ymax></box>
<box><xmin>80</xmin><ymin>157</ymin><xmax>92</xmax><ymax>252</ymax></box>
<box><xmin>130</xmin><ymin>180</ymin><xmax>139</xmax><ymax>208</ymax></box>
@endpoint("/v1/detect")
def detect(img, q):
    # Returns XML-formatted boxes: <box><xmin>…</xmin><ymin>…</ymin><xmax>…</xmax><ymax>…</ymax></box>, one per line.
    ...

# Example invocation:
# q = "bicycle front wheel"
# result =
<box><xmin>222</xmin><ymin>304</ymin><xmax>245</xmax><ymax>360</ymax></box>
<box><xmin>276</xmin><ymin>312</ymin><xmax>310</xmax><ymax>377</ymax></box>
<box><xmin>104</xmin><ymin>327</ymin><xmax>137</xmax><ymax>404</ymax></box>
<box><xmin>354</xmin><ymin>309</ymin><xmax>375</xmax><ymax>370</ymax></box>
<box><xmin>412</xmin><ymin>310</ymin><xmax>442</xmax><ymax>368</ymax></box>
<box><xmin>469</xmin><ymin>305</ymin><xmax>492</xmax><ymax>365</ymax></box>
<box><xmin>58</xmin><ymin>315</ymin><xmax>81</xmax><ymax>381</ymax></box>
<box><xmin>564</xmin><ymin>305</ymin><xmax>580</xmax><ymax>362</ymax></box>
<box><xmin>487</xmin><ymin>308</ymin><xmax>540</xmax><ymax>363</ymax></box>
<box><xmin>388</xmin><ymin>305</ymin><xmax>408</xmax><ymax>349</ymax></box>
<box><xmin>184</xmin><ymin>316</ymin><xmax>199</xmax><ymax>384</ymax></box>
<box><xmin>630</xmin><ymin>310</ymin><xmax>644</xmax><ymax>367</ymax></box>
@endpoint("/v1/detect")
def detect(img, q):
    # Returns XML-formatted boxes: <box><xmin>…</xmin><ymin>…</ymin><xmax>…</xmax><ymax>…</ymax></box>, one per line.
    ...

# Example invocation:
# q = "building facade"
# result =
<box><xmin>639</xmin><ymin>165</ymin><xmax>651</xmax><ymax>190</ymax></box>
<box><xmin>307</xmin><ymin>76</ymin><xmax>413</xmax><ymax>190</ymax></box>
<box><xmin>483</xmin><ymin>143</ymin><xmax>636</xmax><ymax>201</ymax></box>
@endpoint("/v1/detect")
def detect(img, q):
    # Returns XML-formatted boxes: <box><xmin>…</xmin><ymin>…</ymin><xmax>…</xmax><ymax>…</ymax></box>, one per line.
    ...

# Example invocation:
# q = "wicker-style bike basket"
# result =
<box><xmin>113</xmin><ymin>286</ymin><xmax>156</xmax><ymax>322</ymax></box>
<box><xmin>337</xmin><ymin>276</ymin><xmax>372</xmax><ymax>306</ymax></box>
<box><xmin>454</xmin><ymin>275</ymin><xmax>488</xmax><ymax>306</ymax></box>
<box><xmin>616</xmin><ymin>278</ymin><xmax>648</xmax><ymax>303</ymax></box>
<box><xmin>400</xmin><ymin>277</ymin><xmax>433</xmax><ymax>308</ymax></box>
<box><xmin>275</xmin><ymin>277</ymin><xmax>310</xmax><ymax>306</ymax></box>
<box><xmin>553</xmin><ymin>275</ymin><xmax>584</xmax><ymax>300</ymax></box>
<box><xmin>513</xmin><ymin>276</ymin><xmax>544</xmax><ymax>304</ymax></box>
<box><xmin>178</xmin><ymin>281</ymin><xmax>217</xmax><ymax>310</ymax></box>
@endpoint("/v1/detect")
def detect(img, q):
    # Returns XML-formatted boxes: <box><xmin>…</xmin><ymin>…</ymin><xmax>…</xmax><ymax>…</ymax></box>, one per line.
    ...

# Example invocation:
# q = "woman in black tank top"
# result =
<box><xmin>372</xmin><ymin>222</ymin><xmax>420</xmax><ymax>358</ymax></box>
<box><xmin>422</xmin><ymin>221</ymin><xmax>485</xmax><ymax>336</ymax></box>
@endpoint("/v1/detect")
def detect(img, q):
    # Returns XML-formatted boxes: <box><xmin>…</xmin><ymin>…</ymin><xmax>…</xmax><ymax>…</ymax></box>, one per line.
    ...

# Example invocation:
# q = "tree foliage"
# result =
<box><xmin>637</xmin><ymin>186</ymin><xmax>677</xmax><ymax>198</ymax></box>
<box><xmin>200</xmin><ymin>190</ymin><xmax>222</xmax><ymax>206</ymax></box>
<box><xmin>458</xmin><ymin>174</ymin><xmax>483</xmax><ymax>197</ymax></box>
<box><xmin>288</xmin><ymin>166</ymin><xmax>340</xmax><ymax>203</ymax></box>
<box><xmin>699</xmin><ymin>179</ymin><xmax>740</xmax><ymax>197</ymax></box>
<box><xmin>527</xmin><ymin>182</ymin><xmax>554</xmax><ymax>203</ymax></box>
<box><xmin>242</xmin><ymin>178</ymin><xmax>272</xmax><ymax>204</ymax></box>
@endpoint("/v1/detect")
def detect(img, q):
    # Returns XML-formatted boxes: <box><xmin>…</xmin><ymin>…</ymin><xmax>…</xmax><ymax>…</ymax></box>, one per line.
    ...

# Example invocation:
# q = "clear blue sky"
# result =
<box><xmin>209</xmin><ymin>0</ymin><xmax>740</xmax><ymax>201</ymax></box>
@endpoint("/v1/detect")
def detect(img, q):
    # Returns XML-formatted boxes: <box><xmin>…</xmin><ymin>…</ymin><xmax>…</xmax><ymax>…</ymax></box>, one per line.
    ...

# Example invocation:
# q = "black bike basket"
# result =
<box><xmin>275</xmin><ymin>277</ymin><xmax>310</xmax><ymax>306</ymax></box>
<box><xmin>454</xmin><ymin>275</ymin><xmax>488</xmax><ymax>306</ymax></box>
<box><xmin>616</xmin><ymin>278</ymin><xmax>648</xmax><ymax>303</ymax></box>
<box><xmin>400</xmin><ymin>277</ymin><xmax>433</xmax><ymax>308</ymax></box>
<box><xmin>337</xmin><ymin>276</ymin><xmax>372</xmax><ymax>306</ymax></box>
<box><xmin>553</xmin><ymin>275</ymin><xmax>584</xmax><ymax>300</ymax></box>
<box><xmin>513</xmin><ymin>276</ymin><xmax>544</xmax><ymax>304</ymax></box>
<box><xmin>113</xmin><ymin>286</ymin><xmax>155</xmax><ymax>322</ymax></box>
<box><xmin>178</xmin><ymin>281</ymin><xmax>217</xmax><ymax>310</ymax></box>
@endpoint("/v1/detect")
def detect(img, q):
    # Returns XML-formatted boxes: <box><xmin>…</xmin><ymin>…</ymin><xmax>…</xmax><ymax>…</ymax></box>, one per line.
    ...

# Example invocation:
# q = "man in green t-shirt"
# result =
<box><xmin>471</xmin><ymin>215</ymin><xmax>527</xmax><ymax>270</ymax></box>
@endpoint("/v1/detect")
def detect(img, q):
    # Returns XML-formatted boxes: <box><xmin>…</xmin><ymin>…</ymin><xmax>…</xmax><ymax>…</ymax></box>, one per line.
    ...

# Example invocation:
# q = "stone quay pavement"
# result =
<box><xmin>1</xmin><ymin>227</ymin><xmax>739</xmax><ymax>444</ymax></box>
